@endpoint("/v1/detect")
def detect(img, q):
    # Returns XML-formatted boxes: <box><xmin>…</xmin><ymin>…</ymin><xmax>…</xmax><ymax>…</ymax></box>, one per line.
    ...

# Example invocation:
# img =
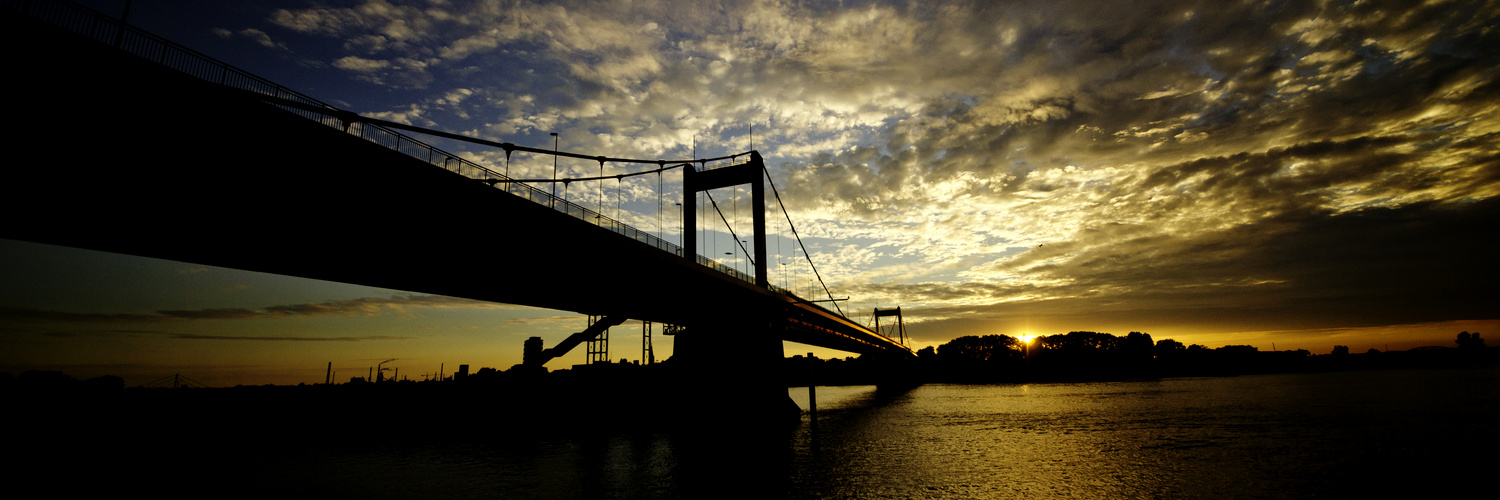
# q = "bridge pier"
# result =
<box><xmin>668</xmin><ymin>320</ymin><xmax>801</xmax><ymax>425</ymax></box>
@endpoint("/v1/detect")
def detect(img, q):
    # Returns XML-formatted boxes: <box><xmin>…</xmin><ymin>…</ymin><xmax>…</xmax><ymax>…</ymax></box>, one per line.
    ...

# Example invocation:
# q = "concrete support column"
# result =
<box><xmin>683</xmin><ymin>164</ymin><xmax>697</xmax><ymax>264</ymax></box>
<box><xmin>669</xmin><ymin>319</ymin><xmax>800</xmax><ymax>425</ymax></box>
<box><xmin>749</xmin><ymin>152</ymin><xmax>767</xmax><ymax>288</ymax></box>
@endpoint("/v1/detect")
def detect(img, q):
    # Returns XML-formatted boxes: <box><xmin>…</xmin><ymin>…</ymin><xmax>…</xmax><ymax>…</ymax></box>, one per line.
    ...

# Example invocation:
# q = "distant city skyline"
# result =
<box><xmin>3</xmin><ymin>0</ymin><xmax>1497</xmax><ymax>386</ymax></box>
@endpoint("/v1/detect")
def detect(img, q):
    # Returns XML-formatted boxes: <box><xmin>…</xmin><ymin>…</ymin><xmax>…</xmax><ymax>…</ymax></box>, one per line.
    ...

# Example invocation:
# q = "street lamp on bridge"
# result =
<box><xmin>549</xmin><ymin>132</ymin><xmax>559</xmax><ymax>208</ymax></box>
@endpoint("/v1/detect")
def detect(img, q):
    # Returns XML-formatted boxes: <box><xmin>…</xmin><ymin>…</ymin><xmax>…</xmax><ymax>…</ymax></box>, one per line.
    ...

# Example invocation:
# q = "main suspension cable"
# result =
<box><xmin>482</xmin><ymin>161</ymin><xmax>688</xmax><ymax>184</ymax></box>
<box><xmin>704</xmin><ymin>190</ymin><xmax>755</xmax><ymax>268</ymax></box>
<box><xmin>763</xmin><ymin>166</ymin><xmax>842</xmax><ymax>315</ymax></box>
<box><xmin>250</xmin><ymin>92</ymin><xmax>750</xmax><ymax>167</ymax></box>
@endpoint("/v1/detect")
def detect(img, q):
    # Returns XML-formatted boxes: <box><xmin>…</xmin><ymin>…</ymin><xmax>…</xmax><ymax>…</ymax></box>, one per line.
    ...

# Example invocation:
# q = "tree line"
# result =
<box><xmin>783</xmin><ymin>331</ymin><xmax>1491</xmax><ymax>385</ymax></box>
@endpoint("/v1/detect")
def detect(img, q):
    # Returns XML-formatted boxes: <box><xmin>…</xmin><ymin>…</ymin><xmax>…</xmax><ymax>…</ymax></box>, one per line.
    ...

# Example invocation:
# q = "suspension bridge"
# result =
<box><xmin>2</xmin><ymin>0</ymin><xmax>913</xmax><ymax>418</ymax></box>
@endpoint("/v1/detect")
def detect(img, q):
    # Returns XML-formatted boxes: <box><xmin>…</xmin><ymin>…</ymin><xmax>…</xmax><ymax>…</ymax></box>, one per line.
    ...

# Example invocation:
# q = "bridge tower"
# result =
<box><xmin>873</xmin><ymin>307</ymin><xmax>908</xmax><ymax>347</ymax></box>
<box><xmin>681</xmin><ymin>152</ymin><xmax>769</xmax><ymax>287</ymax></box>
<box><xmin>674</xmin><ymin>151</ymin><xmax>800</xmax><ymax>421</ymax></box>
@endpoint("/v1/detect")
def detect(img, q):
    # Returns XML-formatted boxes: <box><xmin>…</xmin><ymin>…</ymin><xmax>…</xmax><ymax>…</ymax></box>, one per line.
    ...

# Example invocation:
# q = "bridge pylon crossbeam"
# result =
<box><xmin>682</xmin><ymin>152</ymin><xmax>768</xmax><ymax>288</ymax></box>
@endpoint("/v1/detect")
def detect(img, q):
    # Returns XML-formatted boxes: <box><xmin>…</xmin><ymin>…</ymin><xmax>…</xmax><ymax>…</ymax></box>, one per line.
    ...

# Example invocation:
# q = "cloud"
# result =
<box><xmin>332</xmin><ymin>55</ymin><xmax>391</xmax><ymax>72</ymax></box>
<box><xmin>238</xmin><ymin>28</ymin><xmax>287</xmax><ymax>50</ymax></box>
<box><xmin>234</xmin><ymin>0</ymin><xmax>1500</xmax><ymax>342</ymax></box>
<box><xmin>25</xmin><ymin>328</ymin><xmax>412</xmax><ymax>342</ymax></box>
<box><xmin>35</xmin><ymin>328</ymin><xmax>160</xmax><ymax>339</ymax></box>
<box><xmin>213</xmin><ymin>27</ymin><xmax>290</xmax><ymax>51</ymax></box>
<box><xmin>505</xmin><ymin>315</ymin><xmax>582</xmax><ymax>326</ymax></box>
<box><xmin>0</xmin><ymin>307</ymin><xmax>161</xmax><ymax>323</ymax></box>
<box><xmin>165</xmin><ymin>333</ymin><xmax>417</xmax><ymax>342</ymax></box>
<box><xmin>854</xmin><ymin>197</ymin><xmax>1500</xmax><ymax>337</ymax></box>
<box><xmin>0</xmin><ymin>295</ymin><xmax>511</xmax><ymax>324</ymax></box>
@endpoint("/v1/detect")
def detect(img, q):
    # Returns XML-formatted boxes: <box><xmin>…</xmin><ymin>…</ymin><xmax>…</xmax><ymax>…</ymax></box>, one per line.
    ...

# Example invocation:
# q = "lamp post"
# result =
<box><xmin>550</xmin><ymin>132</ymin><xmax>559</xmax><ymax>208</ymax></box>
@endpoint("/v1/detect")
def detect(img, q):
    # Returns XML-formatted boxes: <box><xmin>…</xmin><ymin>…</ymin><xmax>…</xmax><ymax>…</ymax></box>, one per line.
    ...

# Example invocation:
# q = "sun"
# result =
<box><xmin>1017</xmin><ymin>333</ymin><xmax>1036</xmax><ymax>344</ymax></box>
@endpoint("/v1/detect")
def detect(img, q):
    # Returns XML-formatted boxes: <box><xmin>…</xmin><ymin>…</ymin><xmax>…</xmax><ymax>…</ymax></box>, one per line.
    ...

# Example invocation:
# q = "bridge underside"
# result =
<box><xmin>1</xmin><ymin>9</ymin><xmax>911</xmax><ymax>359</ymax></box>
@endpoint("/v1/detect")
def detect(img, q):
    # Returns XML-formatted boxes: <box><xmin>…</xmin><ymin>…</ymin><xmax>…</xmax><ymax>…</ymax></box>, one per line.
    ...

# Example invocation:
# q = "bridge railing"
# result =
<box><xmin>6</xmin><ymin>0</ymin><xmax>781</xmax><ymax>292</ymax></box>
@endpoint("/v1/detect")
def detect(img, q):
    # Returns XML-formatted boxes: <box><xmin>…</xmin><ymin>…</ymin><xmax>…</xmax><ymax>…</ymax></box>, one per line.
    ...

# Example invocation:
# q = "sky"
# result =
<box><xmin>4</xmin><ymin>0</ymin><xmax>1498</xmax><ymax>386</ymax></box>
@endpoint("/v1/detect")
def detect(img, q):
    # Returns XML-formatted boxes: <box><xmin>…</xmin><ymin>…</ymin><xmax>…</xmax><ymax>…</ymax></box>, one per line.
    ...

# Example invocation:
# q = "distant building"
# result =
<box><xmin>523</xmin><ymin>337</ymin><xmax>544</xmax><ymax>366</ymax></box>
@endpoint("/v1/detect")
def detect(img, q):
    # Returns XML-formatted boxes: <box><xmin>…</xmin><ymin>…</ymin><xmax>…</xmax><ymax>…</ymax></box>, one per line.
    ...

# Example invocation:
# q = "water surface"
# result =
<box><xmin>57</xmin><ymin>368</ymin><xmax>1495</xmax><ymax>498</ymax></box>
<box><xmin>781</xmin><ymin>368</ymin><xmax>1496</xmax><ymax>498</ymax></box>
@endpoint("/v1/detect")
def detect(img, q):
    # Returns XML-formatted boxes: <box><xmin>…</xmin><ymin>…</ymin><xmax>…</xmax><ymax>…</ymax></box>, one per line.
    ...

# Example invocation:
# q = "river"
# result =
<box><xmin>32</xmin><ymin>367</ymin><xmax>1493</xmax><ymax>498</ymax></box>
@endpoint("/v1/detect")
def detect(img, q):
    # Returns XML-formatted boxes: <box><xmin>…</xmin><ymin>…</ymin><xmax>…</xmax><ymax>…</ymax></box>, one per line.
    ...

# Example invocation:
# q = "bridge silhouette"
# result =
<box><xmin>2</xmin><ymin>0</ymin><xmax>912</xmax><ymax>416</ymax></box>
